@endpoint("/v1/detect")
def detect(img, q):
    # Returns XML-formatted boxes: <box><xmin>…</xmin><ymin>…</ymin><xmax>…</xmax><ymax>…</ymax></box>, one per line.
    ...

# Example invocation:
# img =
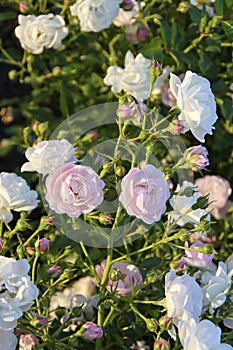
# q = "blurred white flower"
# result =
<box><xmin>165</xmin><ymin>269</ymin><xmax>203</xmax><ymax>326</ymax></box>
<box><xmin>178</xmin><ymin>317</ymin><xmax>233</xmax><ymax>350</ymax></box>
<box><xmin>168</xmin><ymin>181</ymin><xmax>208</xmax><ymax>226</ymax></box>
<box><xmin>201</xmin><ymin>262</ymin><xmax>233</xmax><ymax>314</ymax></box>
<box><xmin>0</xmin><ymin>172</ymin><xmax>39</xmax><ymax>224</ymax></box>
<box><xmin>15</xmin><ymin>14</ymin><xmax>68</xmax><ymax>55</ymax></box>
<box><xmin>113</xmin><ymin>1</ymin><xmax>144</xmax><ymax>27</ymax></box>
<box><xmin>195</xmin><ymin>175</ymin><xmax>232</xmax><ymax>219</ymax></box>
<box><xmin>0</xmin><ymin>257</ymin><xmax>38</xmax><ymax>330</ymax></box>
<box><xmin>0</xmin><ymin>329</ymin><xmax>17</xmax><ymax>350</ymax></box>
<box><xmin>152</xmin><ymin>65</ymin><xmax>171</xmax><ymax>95</ymax></box>
<box><xmin>70</xmin><ymin>0</ymin><xmax>119</xmax><ymax>32</ymax></box>
<box><xmin>21</xmin><ymin>139</ymin><xmax>77</xmax><ymax>175</ymax></box>
<box><xmin>169</xmin><ymin>71</ymin><xmax>218</xmax><ymax>142</ymax></box>
<box><xmin>104</xmin><ymin>50</ymin><xmax>151</xmax><ymax>101</ymax></box>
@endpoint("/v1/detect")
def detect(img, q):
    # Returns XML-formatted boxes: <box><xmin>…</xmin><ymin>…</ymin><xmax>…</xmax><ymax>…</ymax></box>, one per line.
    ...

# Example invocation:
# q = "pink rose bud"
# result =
<box><xmin>42</xmin><ymin>217</ymin><xmax>53</xmax><ymax>225</ymax></box>
<box><xmin>154</xmin><ymin>339</ymin><xmax>170</xmax><ymax>350</ymax></box>
<box><xmin>186</xmin><ymin>145</ymin><xmax>209</xmax><ymax>171</ymax></box>
<box><xmin>95</xmin><ymin>260</ymin><xmax>143</xmax><ymax>296</ymax></box>
<box><xmin>38</xmin><ymin>238</ymin><xmax>50</xmax><ymax>252</ymax></box>
<box><xmin>34</xmin><ymin>316</ymin><xmax>48</xmax><ymax>329</ymax></box>
<box><xmin>137</xmin><ymin>24</ymin><xmax>149</xmax><ymax>42</ymax></box>
<box><xmin>48</xmin><ymin>264</ymin><xmax>61</xmax><ymax>277</ymax></box>
<box><xmin>117</xmin><ymin>104</ymin><xmax>132</xmax><ymax>119</ymax></box>
<box><xmin>182</xmin><ymin>240</ymin><xmax>214</xmax><ymax>268</ymax></box>
<box><xmin>82</xmin><ymin>322</ymin><xmax>103</xmax><ymax>339</ymax></box>
<box><xmin>19</xmin><ymin>334</ymin><xmax>39</xmax><ymax>348</ymax></box>
<box><xmin>0</xmin><ymin>239</ymin><xmax>3</xmax><ymax>251</ymax></box>
<box><xmin>19</xmin><ymin>2</ymin><xmax>29</xmax><ymax>13</ymax></box>
<box><xmin>170</xmin><ymin>120</ymin><xmax>184</xmax><ymax>134</ymax></box>
<box><xmin>123</xmin><ymin>0</ymin><xmax>134</xmax><ymax>10</ymax></box>
<box><xmin>87</xmin><ymin>131</ymin><xmax>99</xmax><ymax>141</ymax></box>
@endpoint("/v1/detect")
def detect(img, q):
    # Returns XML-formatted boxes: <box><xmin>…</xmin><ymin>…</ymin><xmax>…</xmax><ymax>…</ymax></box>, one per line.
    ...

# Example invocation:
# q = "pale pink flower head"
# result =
<box><xmin>186</xmin><ymin>145</ymin><xmax>209</xmax><ymax>171</ymax></box>
<box><xmin>82</xmin><ymin>322</ymin><xmax>103</xmax><ymax>339</ymax></box>
<box><xmin>183</xmin><ymin>240</ymin><xmax>214</xmax><ymax>268</ymax></box>
<box><xmin>95</xmin><ymin>260</ymin><xmax>143</xmax><ymax>296</ymax></box>
<box><xmin>119</xmin><ymin>164</ymin><xmax>170</xmax><ymax>224</ymax></box>
<box><xmin>45</xmin><ymin>163</ymin><xmax>105</xmax><ymax>218</ymax></box>
<box><xmin>19</xmin><ymin>334</ymin><xmax>39</xmax><ymax>350</ymax></box>
<box><xmin>195</xmin><ymin>175</ymin><xmax>232</xmax><ymax>219</ymax></box>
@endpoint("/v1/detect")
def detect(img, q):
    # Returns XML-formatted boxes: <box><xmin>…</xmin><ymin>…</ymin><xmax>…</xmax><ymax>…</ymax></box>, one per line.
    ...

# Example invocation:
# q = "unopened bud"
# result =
<box><xmin>115</xmin><ymin>165</ymin><xmax>126</xmax><ymax>177</ymax></box>
<box><xmin>99</xmin><ymin>213</ymin><xmax>112</xmax><ymax>225</ymax></box>
<box><xmin>19</xmin><ymin>2</ymin><xmax>29</xmax><ymax>13</ymax></box>
<box><xmin>154</xmin><ymin>339</ymin><xmax>170</xmax><ymax>350</ymax></box>
<box><xmin>8</xmin><ymin>70</ymin><xmax>17</xmax><ymax>80</ymax></box>
<box><xmin>146</xmin><ymin>318</ymin><xmax>157</xmax><ymax>332</ymax></box>
<box><xmin>109</xmin><ymin>268</ymin><xmax>121</xmax><ymax>282</ymax></box>
<box><xmin>197</xmin><ymin>244</ymin><xmax>215</xmax><ymax>255</ymax></box>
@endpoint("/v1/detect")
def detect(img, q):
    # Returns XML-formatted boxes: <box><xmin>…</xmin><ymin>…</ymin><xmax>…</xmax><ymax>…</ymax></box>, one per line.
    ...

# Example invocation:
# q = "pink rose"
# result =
<box><xmin>119</xmin><ymin>165</ymin><xmax>170</xmax><ymax>224</ymax></box>
<box><xmin>95</xmin><ymin>260</ymin><xmax>143</xmax><ymax>296</ymax></box>
<box><xmin>82</xmin><ymin>322</ymin><xmax>103</xmax><ymax>339</ymax></box>
<box><xmin>182</xmin><ymin>240</ymin><xmax>214</xmax><ymax>268</ymax></box>
<box><xmin>195</xmin><ymin>175</ymin><xmax>232</xmax><ymax>219</ymax></box>
<box><xmin>45</xmin><ymin>163</ymin><xmax>105</xmax><ymax>218</ymax></box>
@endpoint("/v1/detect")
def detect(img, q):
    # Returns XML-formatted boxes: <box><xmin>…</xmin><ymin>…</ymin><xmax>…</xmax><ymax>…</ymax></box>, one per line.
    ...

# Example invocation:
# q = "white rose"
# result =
<box><xmin>15</xmin><ymin>14</ymin><xmax>68</xmax><ymax>55</ymax></box>
<box><xmin>0</xmin><ymin>257</ymin><xmax>38</xmax><ymax>330</ymax></box>
<box><xmin>165</xmin><ymin>269</ymin><xmax>203</xmax><ymax>326</ymax></box>
<box><xmin>169</xmin><ymin>71</ymin><xmax>218</xmax><ymax>142</ymax></box>
<box><xmin>168</xmin><ymin>181</ymin><xmax>208</xmax><ymax>226</ymax></box>
<box><xmin>0</xmin><ymin>173</ymin><xmax>39</xmax><ymax>224</ymax></box>
<box><xmin>201</xmin><ymin>262</ymin><xmax>233</xmax><ymax>314</ymax></box>
<box><xmin>178</xmin><ymin>317</ymin><xmax>232</xmax><ymax>350</ymax></box>
<box><xmin>0</xmin><ymin>329</ymin><xmax>17</xmax><ymax>350</ymax></box>
<box><xmin>104</xmin><ymin>50</ymin><xmax>151</xmax><ymax>101</ymax></box>
<box><xmin>70</xmin><ymin>0</ymin><xmax>119</xmax><ymax>32</ymax></box>
<box><xmin>21</xmin><ymin>139</ymin><xmax>77</xmax><ymax>175</ymax></box>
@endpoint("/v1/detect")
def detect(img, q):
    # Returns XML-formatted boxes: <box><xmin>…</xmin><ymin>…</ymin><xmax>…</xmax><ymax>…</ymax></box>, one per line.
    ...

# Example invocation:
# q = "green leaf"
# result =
<box><xmin>140</xmin><ymin>257</ymin><xmax>162</xmax><ymax>269</ymax></box>
<box><xmin>219</xmin><ymin>98</ymin><xmax>233</xmax><ymax>122</ymax></box>
<box><xmin>222</xmin><ymin>21</ymin><xmax>233</xmax><ymax>37</ymax></box>
<box><xmin>198</xmin><ymin>51</ymin><xmax>212</xmax><ymax>74</ymax></box>
<box><xmin>59</xmin><ymin>81</ymin><xmax>74</xmax><ymax>118</ymax></box>
<box><xmin>189</xmin><ymin>7</ymin><xmax>202</xmax><ymax>24</ymax></box>
<box><xmin>160</xmin><ymin>18</ymin><xmax>171</xmax><ymax>48</ymax></box>
<box><xmin>141</xmin><ymin>38</ymin><xmax>163</xmax><ymax>60</ymax></box>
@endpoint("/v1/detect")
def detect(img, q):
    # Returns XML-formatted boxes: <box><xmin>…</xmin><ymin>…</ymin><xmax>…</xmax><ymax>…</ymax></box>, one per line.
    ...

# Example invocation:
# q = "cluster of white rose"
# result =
<box><xmin>165</xmin><ymin>256</ymin><xmax>233</xmax><ymax>349</ymax></box>
<box><xmin>0</xmin><ymin>257</ymin><xmax>38</xmax><ymax>350</ymax></box>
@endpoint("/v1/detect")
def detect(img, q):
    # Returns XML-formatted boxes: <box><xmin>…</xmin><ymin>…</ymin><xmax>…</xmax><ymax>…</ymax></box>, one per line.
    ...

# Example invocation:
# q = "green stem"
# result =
<box><xmin>23</xmin><ymin>228</ymin><xmax>41</xmax><ymax>247</ymax></box>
